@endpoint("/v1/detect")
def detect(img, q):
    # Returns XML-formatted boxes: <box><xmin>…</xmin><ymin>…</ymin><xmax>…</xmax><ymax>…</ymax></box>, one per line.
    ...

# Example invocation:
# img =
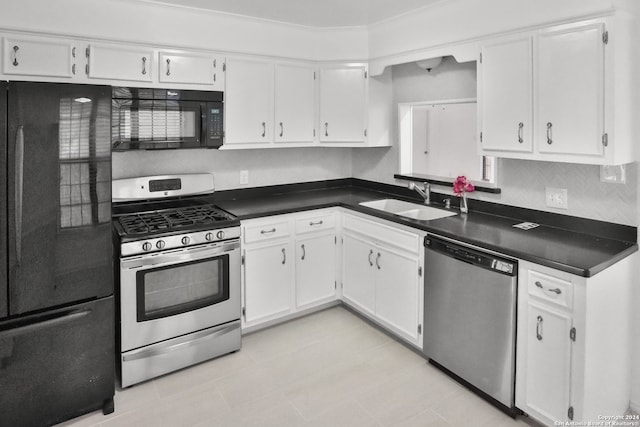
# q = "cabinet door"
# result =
<box><xmin>274</xmin><ymin>63</ymin><xmax>315</xmax><ymax>144</ymax></box>
<box><xmin>295</xmin><ymin>234</ymin><xmax>336</xmax><ymax>309</ymax></box>
<box><xmin>87</xmin><ymin>43</ymin><xmax>153</xmax><ymax>82</ymax></box>
<box><xmin>225</xmin><ymin>58</ymin><xmax>274</xmax><ymax>145</ymax></box>
<box><xmin>243</xmin><ymin>242</ymin><xmax>293</xmax><ymax>324</ymax></box>
<box><xmin>342</xmin><ymin>233</ymin><xmax>375</xmax><ymax>315</ymax></box>
<box><xmin>158</xmin><ymin>51</ymin><xmax>221</xmax><ymax>87</ymax></box>
<box><xmin>319</xmin><ymin>65</ymin><xmax>367</xmax><ymax>144</ymax></box>
<box><xmin>524</xmin><ymin>301</ymin><xmax>572</xmax><ymax>423</ymax></box>
<box><xmin>3</xmin><ymin>37</ymin><xmax>77</xmax><ymax>78</ymax></box>
<box><xmin>479</xmin><ymin>36</ymin><xmax>533</xmax><ymax>154</ymax></box>
<box><xmin>374</xmin><ymin>246</ymin><xmax>421</xmax><ymax>344</ymax></box>
<box><xmin>536</xmin><ymin>22</ymin><xmax>605</xmax><ymax>157</ymax></box>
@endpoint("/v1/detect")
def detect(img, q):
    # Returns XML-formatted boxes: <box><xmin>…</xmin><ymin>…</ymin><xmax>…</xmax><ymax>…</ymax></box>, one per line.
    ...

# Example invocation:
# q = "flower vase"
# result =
<box><xmin>460</xmin><ymin>193</ymin><xmax>468</xmax><ymax>213</ymax></box>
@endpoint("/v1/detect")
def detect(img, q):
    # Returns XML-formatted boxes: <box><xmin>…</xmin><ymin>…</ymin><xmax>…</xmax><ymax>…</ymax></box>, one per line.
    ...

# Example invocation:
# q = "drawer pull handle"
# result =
<box><xmin>282</xmin><ymin>248</ymin><xmax>286</xmax><ymax>265</ymax></box>
<box><xmin>260</xmin><ymin>228</ymin><xmax>276</xmax><ymax>234</ymax></box>
<box><xmin>166</xmin><ymin>58</ymin><xmax>171</xmax><ymax>76</ymax></box>
<box><xmin>368</xmin><ymin>249</ymin><xmax>373</xmax><ymax>267</ymax></box>
<box><xmin>546</xmin><ymin>122</ymin><xmax>553</xmax><ymax>145</ymax></box>
<box><xmin>536</xmin><ymin>315</ymin><xmax>543</xmax><ymax>341</ymax></box>
<box><xmin>309</xmin><ymin>220</ymin><xmax>324</xmax><ymax>226</ymax></box>
<box><xmin>376</xmin><ymin>252</ymin><xmax>381</xmax><ymax>270</ymax></box>
<box><xmin>535</xmin><ymin>281</ymin><xmax>562</xmax><ymax>295</ymax></box>
<box><xmin>301</xmin><ymin>244</ymin><xmax>306</xmax><ymax>260</ymax></box>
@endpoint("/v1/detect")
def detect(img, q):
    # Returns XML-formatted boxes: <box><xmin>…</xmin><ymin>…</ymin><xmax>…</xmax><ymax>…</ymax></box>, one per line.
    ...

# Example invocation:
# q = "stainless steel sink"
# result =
<box><xmin>359</xmin><ymin>199</ymin><xmax>457</xmax><ymax>221</ymax></box>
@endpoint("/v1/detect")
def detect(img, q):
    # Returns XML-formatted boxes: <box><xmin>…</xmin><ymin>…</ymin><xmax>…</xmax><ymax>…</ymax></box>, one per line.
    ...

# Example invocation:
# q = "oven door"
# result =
<box><xmin>119</xmin><ymin>240</ymin><xmax>240</xmax><ymax>352</ymax></box>
<box><xmin>112</xmin><ymin>98</ymin><xmax>203</xmax><ymax>150</ymax></box>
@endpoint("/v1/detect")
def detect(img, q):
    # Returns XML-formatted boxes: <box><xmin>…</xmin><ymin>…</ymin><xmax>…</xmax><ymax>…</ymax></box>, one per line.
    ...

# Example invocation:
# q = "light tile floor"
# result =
<box><xmin>57</xmin><ymin>306</ymin><xmax>540</xmax><ymax>427</ymax></box>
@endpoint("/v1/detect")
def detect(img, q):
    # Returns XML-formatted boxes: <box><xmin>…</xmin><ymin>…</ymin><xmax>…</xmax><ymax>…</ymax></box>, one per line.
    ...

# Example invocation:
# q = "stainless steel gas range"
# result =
<box><xmin>112</xmin><ymin>174</ymin><xmax>241</xmax><ymax>387</ymax></box>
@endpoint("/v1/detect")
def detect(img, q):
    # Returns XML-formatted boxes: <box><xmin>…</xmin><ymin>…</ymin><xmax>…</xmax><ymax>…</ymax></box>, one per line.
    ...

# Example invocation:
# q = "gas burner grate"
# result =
<box><xmin>118</xmin><ymin>205</ymin><xmax>235</xmax><ymax>235</ymax></box>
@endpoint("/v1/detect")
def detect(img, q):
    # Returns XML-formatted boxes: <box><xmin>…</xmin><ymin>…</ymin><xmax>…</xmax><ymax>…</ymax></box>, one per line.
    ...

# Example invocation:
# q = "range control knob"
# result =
<box><xmin>142</xmin><ymin>242</ymin><xmax>153</xmax><ymax>252</ymax></box>
<box><xmin>205</xmin><ymin>232</ymin><xmax>214</xmax><ymax>241</ymax></box>
<box><xmin>181</xmin><ymin>236</ymin><xmax>191</xmax><ymax>245</ymax></box>
<box><xmin>156</xmin><ymin>240</ymin><xmax>166</xmax><ymax>249</ymax></box>
<box><xmin>216</xmin><ymin>230</ymin><xmax>225</xmax><ymax>240</ymax></box>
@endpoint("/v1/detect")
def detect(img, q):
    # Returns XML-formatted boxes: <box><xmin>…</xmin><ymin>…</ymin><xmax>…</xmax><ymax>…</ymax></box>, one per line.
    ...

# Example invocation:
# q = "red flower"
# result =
<box><xmin>453</xmin><ymin>176</ymin><xmax>474</xmax><ymax>196</ymax></box>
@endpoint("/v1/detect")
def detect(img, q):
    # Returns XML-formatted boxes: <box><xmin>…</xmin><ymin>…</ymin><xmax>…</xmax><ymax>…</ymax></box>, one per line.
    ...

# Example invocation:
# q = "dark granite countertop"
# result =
<box><xmin>216</xmin><ymin>179</ymin><xmax>637</xmax><ymax>278</ymax></box>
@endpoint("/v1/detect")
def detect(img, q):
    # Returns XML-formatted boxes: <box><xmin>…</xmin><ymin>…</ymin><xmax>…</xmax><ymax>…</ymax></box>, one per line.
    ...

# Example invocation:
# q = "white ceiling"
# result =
<box><xmin>136</xmin><ymin>0</ymin><xmax>447</xmax><ymax>27</ymax></box>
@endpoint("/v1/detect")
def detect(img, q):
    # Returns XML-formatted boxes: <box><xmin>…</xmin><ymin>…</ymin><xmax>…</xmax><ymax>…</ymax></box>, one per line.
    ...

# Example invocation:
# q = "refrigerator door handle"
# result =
<box><xmin>15</xmin><ymin>125</ymin><xmax>24</xmax><ymax>264</ymax></box>
<box><xmin>0</xmin><ymin>308</ymin><xmax>92</xmax><ymax>339</ymax></box>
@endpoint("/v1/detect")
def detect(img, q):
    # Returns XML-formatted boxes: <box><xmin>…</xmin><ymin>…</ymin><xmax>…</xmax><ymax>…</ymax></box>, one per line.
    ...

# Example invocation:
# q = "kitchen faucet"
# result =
<box><xmin>409</xmin><ymin>182</ymin><xmax>430</xmax><ymax>204</ymax></box>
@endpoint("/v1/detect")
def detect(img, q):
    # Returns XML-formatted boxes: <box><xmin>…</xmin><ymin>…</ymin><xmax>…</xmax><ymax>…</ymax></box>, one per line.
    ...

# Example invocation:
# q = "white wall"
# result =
<box><xmin>0</xmin><ymin>0</ymin><xmax>368</xmax><ymax>61</ymax></box>
<box><xmin>112</xmin><ymin>147</ymin><xmax>353</xmax><ymax>190</ymax></box>
<box><xmin>368</xmin><ymin>0</ymin><xmax>615</xmax><ymax>61</ymax></box>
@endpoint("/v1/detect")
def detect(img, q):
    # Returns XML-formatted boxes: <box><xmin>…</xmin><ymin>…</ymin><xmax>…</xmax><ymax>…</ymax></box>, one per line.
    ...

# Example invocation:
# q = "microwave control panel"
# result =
<box><xmin>207</xmin><ymin>103</ymin><xmax>223</xmax><ymax>141</ymax></box>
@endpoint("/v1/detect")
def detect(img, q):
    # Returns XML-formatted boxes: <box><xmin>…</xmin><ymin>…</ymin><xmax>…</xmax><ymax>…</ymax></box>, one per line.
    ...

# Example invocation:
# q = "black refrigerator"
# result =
<box><xmin>0</xmin><ymin>82</ymin><xmax>115</xmax><ymax>426</ymax></box>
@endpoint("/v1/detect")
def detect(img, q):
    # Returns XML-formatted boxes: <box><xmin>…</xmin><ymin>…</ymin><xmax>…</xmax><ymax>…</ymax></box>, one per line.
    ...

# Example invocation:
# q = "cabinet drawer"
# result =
<box><xmin>528</xmin><ymin>270</ymin><xmax>572</xmax><ymax>309</ymax></box>
<box><xmin>295</xmin><ymin>213</ymin><xmax>335</xmax><ymax>235</ymax></box>
<box><xmin>343</xmin><ymin>213</ymin><xmax>419</xmax><ymax>254</ymax></box>
<box><xmin>243</xmin><ymin>220</ymin><xmax>290</xmax><ymax>244</ymax></box>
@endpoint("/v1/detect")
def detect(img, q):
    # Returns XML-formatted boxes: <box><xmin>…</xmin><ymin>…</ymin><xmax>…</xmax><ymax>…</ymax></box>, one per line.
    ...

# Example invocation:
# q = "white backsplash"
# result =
<box><xmin>112</xmin><ymin>147</ymin><xmax>353</xmax><ymax>191</ymax></box>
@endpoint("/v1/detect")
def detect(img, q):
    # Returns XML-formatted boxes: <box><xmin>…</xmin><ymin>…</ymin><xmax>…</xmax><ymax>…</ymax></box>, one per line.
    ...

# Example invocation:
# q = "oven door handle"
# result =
<box><xmin>122</xmin><ymin>241</ymin><xmax>240</xmax><ymax>270</ymax></box>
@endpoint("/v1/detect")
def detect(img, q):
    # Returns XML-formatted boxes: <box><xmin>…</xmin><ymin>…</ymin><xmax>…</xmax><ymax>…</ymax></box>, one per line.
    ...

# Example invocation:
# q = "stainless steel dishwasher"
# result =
<box><xmin>423</xmin><ymin>235</ymin><xmax>518</xmax><ymax>413</ymax></box>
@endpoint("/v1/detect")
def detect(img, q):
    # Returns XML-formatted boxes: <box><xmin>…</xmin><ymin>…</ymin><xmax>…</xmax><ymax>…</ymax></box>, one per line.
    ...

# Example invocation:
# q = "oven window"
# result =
<box><xmin>136</xmin><ymin>255</ymin><xmax>229</xmax><ymax>322</ymax></box>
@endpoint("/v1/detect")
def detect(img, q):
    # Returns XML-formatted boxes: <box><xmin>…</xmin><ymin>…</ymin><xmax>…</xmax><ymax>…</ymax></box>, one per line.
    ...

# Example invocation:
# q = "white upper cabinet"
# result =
<box><xmin>479</xmin><ymin>36</ymin><xmax>533</xmax><ymax>153</ymax></box>
<box><xmin>224</xmin><ymin>57</ymin><xmax>275</xmax><ymax>146</ymax></box>
<box><xmin>3</xmin><ymin>36</ymin><xmax>78</xmax><ymax>78</ymax></box>
<box><xmin>319</xmin><ymin>64</ymin><xmax>368</xmax><ymax>144</ymax></box>
<box><xmin>479</xmin><ymin>17</ymin><xmax>635</xmax><ymax>165</ymax></box>
<box><xmin>224</xmin><ymin>58</ymin><xmax>316</xmax><ymax>148</ymax></box>
<box><xmin>87</xmin><ymin>43</ymin><xmax>153</xmax><ymax>82</ymax></box>
<box><xmin>536</xmin><ymin>22</ymin><xmax>605</xmax><ymax>158</ymax></box>
<box><xmin>158</xmin><ymin>51</ymin><xmax>224</xmax><ymax>89</ymax></box>
<box><xmin>274</xmin><ymin>63</ymin><xmax>315</xmax><ymax>144</ymax></box>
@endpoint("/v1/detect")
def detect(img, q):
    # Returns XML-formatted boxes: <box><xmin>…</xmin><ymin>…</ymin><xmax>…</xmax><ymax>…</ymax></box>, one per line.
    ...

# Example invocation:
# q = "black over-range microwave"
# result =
<box><xmin>112</xmin><ymin>87</ymin><xmax>224</xmax><ymax>150</ymax></box>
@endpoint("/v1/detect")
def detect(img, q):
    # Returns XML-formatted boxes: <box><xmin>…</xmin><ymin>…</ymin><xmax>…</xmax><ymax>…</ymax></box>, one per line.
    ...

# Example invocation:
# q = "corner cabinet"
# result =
<box><xmin>341</xmin><ymin>212</ymin><xmax>424</xmax><ymax>348</ymax></box>
<box><xmin>479</xmin><ymin>16</ymin><xmax>637</xmax><ymax>165</ymax></box>
<box><xmin>319</xmin><ymin>64</ymin><xmax>368</xmax><ymax>145</ymax></box>
<box><xmin>516</xmin><ymin>256</ymin><xmax>635</xmax><ymax>425</ymax></box>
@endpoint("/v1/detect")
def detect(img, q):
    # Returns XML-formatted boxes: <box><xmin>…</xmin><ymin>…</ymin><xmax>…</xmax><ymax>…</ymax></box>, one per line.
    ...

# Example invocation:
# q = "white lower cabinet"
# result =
<box><xmin>516</xmin><ymin>257</ymin><xmax>635</xmax><ymax>425</ymax></box>
<box><xmin>342</xmin><ymin>233</ymin><xmax>376</xmax><ymax>315</ymax></box>
<box><xmin>524</xmin><ymin>300</ymin><xmax>572</xmax><ymax>423</ymax></box>
<box><xmin>295</xmin><ymin>233</ymin><xmax>336</xmax><ymax>309</ymax></box>
<box><xmin>341</xmin><ymin>212</ymin><xmax>423</xmax><ymax>348</ymax></box>
<box><xmin>241</xmin><ymin>210</ymin><xmax>337</xmax><ymax>330</ymax></box>
<box><xmin>243</xmin><ymin>241</ymin><xmax>294</xmax><ymax>325</ymax></box>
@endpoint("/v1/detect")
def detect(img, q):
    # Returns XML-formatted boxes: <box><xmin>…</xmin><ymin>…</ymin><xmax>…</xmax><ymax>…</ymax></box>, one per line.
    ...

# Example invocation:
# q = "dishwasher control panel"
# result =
<box><xmin>425</xmin><ymin>236</ymin><xmax>517</xmax><ymax>276</ymax></box>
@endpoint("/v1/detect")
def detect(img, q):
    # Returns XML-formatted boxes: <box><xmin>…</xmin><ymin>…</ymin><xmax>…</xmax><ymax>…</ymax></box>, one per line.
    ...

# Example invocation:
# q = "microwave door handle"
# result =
<box><xmin>15</xmin><ymin>126</ymin><xmax>24</xmax><ymax>264</ymax></box>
